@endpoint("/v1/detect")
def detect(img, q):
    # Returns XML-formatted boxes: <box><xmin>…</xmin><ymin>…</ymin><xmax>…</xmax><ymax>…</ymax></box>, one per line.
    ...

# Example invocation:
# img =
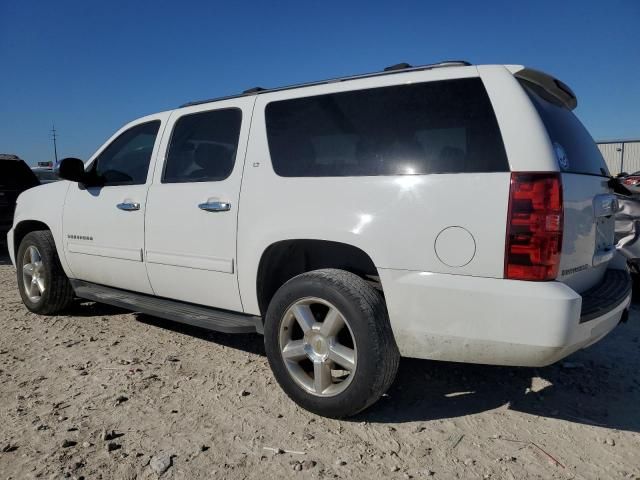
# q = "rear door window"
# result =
<box><xmin>265</xmin><ymin>78</ymin><xmax>509</xmax><ymax>177</ymax></box>
<box><xmin>520</xmin><ymin>79</ymin><xmax>609</xmax><ymax>176</ymax></box>
<box><xmin>163</xmin><ymin>108</ymin><xmax>242</xmax><ymax>183</ymax></box>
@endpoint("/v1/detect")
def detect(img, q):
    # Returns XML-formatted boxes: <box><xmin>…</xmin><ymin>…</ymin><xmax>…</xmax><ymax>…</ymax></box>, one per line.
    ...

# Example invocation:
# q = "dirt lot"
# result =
<box><xmin>0</xmin><ymin>247</ymin><xmax>639</xmax><ymax>480</ymax></box>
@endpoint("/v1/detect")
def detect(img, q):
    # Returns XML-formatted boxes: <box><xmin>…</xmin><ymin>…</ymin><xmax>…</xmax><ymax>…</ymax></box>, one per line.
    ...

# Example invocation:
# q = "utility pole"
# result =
<box><xmin>50</xmin><ymin>124</ymin><xmax>58</xmax><ymax>167</ymax></box>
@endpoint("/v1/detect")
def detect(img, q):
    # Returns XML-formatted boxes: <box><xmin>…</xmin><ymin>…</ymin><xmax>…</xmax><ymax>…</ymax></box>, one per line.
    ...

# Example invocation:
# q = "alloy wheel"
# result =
<box><xmin>22</xmin><ymin>245</ymin><xmax>45</xmax><ymax>302</ymax></box>
<box><xmin>279</xmin><ymin>297</ymin><xmax>357</xmax><ymax>397</ymax></box>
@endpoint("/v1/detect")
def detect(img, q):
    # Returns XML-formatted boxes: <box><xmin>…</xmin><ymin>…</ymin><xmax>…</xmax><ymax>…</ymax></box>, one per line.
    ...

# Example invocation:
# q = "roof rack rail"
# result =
<box><xmin>384</xmin><ymin>62</ymin><xmax>413</xmax><ymax>71</ymax></box>
<box><xmin>179</xmin><ymin>60</ymin><xmax>473</xmax><ymax>108</ymax></box>
<box><xmin>243</xmin><ymin>86</ymin><xmax>266</xmax><ymax>94</ymax></box>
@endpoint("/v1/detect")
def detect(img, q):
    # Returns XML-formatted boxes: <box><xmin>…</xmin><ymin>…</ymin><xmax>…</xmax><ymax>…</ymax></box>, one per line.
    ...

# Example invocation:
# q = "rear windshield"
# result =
<box><xmin>520</xmin><ymin>79</ymin><xmax>609</xmax><ymax>177</ymax></box>
<box><xmin>265</xmin><ymin>78</ymin><xmax>509</xmax><ymax>177</ymax></box>
<box><xmin>0</xmin><ymin>160</ymin><xmax>40</xmax><ymax>188</ymax></box>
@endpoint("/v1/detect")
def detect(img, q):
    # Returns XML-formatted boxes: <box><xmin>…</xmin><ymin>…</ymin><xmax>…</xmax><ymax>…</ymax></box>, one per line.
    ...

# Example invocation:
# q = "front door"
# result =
<box><xmin>63</xmin><ymin>116</ymin><xmax>167</xmax><ymax>294</ymax></box>
<box><xmin>144</xmin><ymin>98</ymin><xmax>253</xmax><ymax>311</ymax></box>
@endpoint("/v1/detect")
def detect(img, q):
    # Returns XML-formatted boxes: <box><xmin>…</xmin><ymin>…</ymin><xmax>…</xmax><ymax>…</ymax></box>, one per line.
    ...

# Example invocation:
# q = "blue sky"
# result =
<box><xmin>1</xmin><ymin>0</ymin><xmax>638</xmax><ymax>164</ymax></box>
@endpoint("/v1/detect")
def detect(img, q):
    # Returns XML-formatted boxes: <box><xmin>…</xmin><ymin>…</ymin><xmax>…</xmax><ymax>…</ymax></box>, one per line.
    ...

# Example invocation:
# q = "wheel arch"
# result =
<box><xmin>255</xmin><ymin>239</ymin><xmax>380</xmax><ymax>316</ymax></box>
<box><xmin>12</xmin><ymin>220</ymin><xmax>51</xmax><ymax>259</ymax></box>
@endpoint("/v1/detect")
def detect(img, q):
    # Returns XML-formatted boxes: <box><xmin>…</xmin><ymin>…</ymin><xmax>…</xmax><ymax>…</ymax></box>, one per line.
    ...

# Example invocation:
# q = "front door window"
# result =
<box><xmin>93</xmin><ymin>121</ymin><xmax>160</xmax><ymax>186</ymax></box>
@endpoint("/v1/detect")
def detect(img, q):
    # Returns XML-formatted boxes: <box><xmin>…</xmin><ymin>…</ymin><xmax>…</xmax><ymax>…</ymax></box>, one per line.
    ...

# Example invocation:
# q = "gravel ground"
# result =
<box><xmin>0</xmin><ymin>245</ymin><xmax>639</xmax><ymax>479</ymax></box>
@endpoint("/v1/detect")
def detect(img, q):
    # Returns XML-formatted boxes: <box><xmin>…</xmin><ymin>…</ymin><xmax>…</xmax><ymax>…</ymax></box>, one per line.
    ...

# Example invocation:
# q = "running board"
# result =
<box><xmin>70</xmin><ymin>280</ymin><xmax>261</xmax><ymax>334</ymax></box>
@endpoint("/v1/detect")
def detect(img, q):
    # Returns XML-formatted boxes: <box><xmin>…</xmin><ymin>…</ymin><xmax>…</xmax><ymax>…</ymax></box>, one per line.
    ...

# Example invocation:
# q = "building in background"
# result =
<box><xmin>598</xmin><ymin>139</ymin><xmax>640</xmax><ymax>175</ymax></box>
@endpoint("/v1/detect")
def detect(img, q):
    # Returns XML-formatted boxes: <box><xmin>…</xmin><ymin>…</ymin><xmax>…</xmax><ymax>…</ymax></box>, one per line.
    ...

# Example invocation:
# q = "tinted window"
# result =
<box><xmin>163</xmin><ymin>109</ymin><xmax>242</xmax><ymax>183</ymax></box>
<box><xmin>94</xmin><ymin>121</ymin><xmax>160</xmax><ymax>186</ymax></box>
<box><xmin>265</xmin><ymin>78</ymin><xmax>508</xmax><ymax>177</ymax></box>
<box><xmin>0</xmin><ymin>160</ymin><xmax>40</xmax><ymax>189</ymax></box>
<box><xmin>521</xmin><ymin>80</ymin><xmax>609</xmax><ymax>176</ymax></box>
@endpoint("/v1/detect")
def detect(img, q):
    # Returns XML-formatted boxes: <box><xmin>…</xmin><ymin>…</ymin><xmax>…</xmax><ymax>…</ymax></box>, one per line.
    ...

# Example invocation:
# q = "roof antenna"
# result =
<box><xmin>243</xmin><ymin>87</ymin><xmax>266</xmax><ymax>94</ymax></box>
<box><xmin>383</xmin><ymin>62</ymin><xmax>413</xmax><ymax>72</ymax></box>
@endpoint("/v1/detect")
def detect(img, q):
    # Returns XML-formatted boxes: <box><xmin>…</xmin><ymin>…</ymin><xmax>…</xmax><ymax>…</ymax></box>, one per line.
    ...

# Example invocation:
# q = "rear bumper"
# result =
<box><xmin>380</xmin><ymin>268</ymin><xmax>631</xmax><ymax>367</ymax></box>
<box><xmin>579</xmin><ymin>269</ymin><xmax>631</xmax><ymax>322</ymax></box>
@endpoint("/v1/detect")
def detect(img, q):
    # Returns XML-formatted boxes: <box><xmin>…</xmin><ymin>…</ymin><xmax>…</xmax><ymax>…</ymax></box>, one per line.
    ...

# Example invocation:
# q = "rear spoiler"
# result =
<box><xmin>512</xmin><ymin>67</ymin><xmax>577</xmax><ymax>110</ymax></box>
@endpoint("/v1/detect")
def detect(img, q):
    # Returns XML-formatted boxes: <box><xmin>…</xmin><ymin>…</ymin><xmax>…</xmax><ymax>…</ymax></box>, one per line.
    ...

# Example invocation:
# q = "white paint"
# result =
<box><xmin>558</xmin><ymin>173</ymin><xmax>614</xmax><ymax>292</ymax></box>
<box><xmin>6</xmin><ymin>180</ymin><xmax>71</xmax><ymax>272</ymax></box>
<box><xmin>434</xmin><ymin>226</ymin><xmax>476</xmax><ymax>267</ymax></box>
<box><xmin>61</xmin><ymin>111</ymin><xmax>171</xmax><ymax>294</ymax></box>
<box><xmin>379</xmin><ymin>267</ymin><xmax>630</xmax><ymax>366</ymax></box>
<box><xmin>7</xmin><ymin>63</ymin><xmax>627</xmax><ymax>368</ymax></box>
<box><xmin>237</xmin><ymin>65</ymin><xmax>513</xmax><ymax>314</ymax></box>
<box><xmin>144</xmin><ymin>97</ymin><xmax>254</xmax><ymax>311</ymax></box>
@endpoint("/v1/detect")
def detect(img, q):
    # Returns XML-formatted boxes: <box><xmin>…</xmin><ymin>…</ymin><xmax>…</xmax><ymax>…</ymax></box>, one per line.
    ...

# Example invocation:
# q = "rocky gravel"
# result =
<box><xmin>0</xmin><ymin>247</ymin><xmax>639</xmax><ymax>479</ymax></box>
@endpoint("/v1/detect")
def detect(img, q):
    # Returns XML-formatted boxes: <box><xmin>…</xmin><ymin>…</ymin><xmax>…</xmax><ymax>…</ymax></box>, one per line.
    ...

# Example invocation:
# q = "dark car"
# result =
<box><xmin>31</xmin><ymin>167</ymin><xmax>60</xmax><ymax>184</ymax></box>
<box><xmin>0</xmin><ymin>154</ymin><xmax>40</xmax><ymax>239</ymax></box>
<box><xmin>619</xmin><ymin>171</ymin><xmax>640</xmax><ymax>195</ymax></box>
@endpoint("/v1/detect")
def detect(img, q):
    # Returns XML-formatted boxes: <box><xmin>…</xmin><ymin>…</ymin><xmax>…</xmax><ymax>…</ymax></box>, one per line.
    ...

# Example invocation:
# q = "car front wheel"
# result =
<box><xmin>16</xmin><ymin>230</ymin><xmax>74</xmax><ymax>315</ymax></box>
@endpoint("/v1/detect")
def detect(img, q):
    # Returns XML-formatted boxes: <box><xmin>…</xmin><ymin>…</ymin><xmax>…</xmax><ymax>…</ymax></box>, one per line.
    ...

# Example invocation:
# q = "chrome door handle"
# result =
<box><xmin>198</xmin><ymin>201</ymin><xmax>231</xmax><ymax>212</ymax></box>
<box><xmin>117</xmin><ymin>202</ymin><xmax>140</xmax><ymax>211</ymax></box>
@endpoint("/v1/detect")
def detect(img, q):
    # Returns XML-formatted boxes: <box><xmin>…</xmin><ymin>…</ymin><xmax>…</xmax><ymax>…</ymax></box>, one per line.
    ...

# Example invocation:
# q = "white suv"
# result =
<box><xmin>7</xmin><ymin>62</ymin><xmax>631</xmax><ymax>417</ymax></box>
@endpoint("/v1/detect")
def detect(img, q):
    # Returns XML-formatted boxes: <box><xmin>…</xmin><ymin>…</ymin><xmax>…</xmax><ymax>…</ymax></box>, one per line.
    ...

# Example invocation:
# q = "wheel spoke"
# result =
<box><xmin>282</xmin><ymin>339</ymin><xmax>307</xmax><ymax>361</ymax></box>
<box><xmin>35</xmin><ymin>277</ymin><xmax>45</xmax><ymax>294</ymax></box>
<box><xmin>28</xmin><ymin>281</ymin><xmax>39</xmax><ymax>298</ymax></box>
<box><xmin>313</xmin><ymin>361</ymin><xmax>333</xmax><ymax>394</ymax></box>
<box><xmin>319</xmin><ymin>307</ymin><xmax>344</xmax><ymax>337</ymax></box>
<box><xmin>279</xmin><ymin>296</ymin><xmax>357</xmax><ymax>397</ymax></box>
<box><xmin>328</xmin><ymin>343</ymin><xmax>356</xmax><ymax>371</ymax></box>
<box><xmin>291</xmin><ymin>304</ymin><xmax>315</xmax><ymax>333</ymax></box>
<box><xmin>22</xmin><ymin>263</ymin><xmax>34</xmax><ymax>278</ymax></box>
<box><xmin>29</xmin><ymin>247</ymin><xmax>41</xmax><ymax>264</ymax></box>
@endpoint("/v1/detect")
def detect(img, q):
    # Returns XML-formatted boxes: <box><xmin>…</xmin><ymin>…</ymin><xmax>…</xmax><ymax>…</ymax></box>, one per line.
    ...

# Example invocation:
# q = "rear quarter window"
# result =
<box><xmin>520</xmin><ymin>79</ymin><xmax>609</xmax><ymax>177</ymax></box>
<box><xmin>265</xmin><ymin>78</ymin><xmax>509</xmax><ymax>177</ymax></box>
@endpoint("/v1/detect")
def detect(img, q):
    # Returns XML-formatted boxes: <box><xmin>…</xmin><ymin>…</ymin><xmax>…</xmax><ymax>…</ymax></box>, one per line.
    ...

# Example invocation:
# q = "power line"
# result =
<box><xmin>50</xmin><ymin>124</ymin><xmax>58</xmax><ymax>166</ymax></box>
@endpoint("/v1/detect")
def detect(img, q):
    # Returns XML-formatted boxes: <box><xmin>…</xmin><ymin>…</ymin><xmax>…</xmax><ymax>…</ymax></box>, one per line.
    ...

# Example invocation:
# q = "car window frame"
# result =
<box><xmin>89</xmin><ymin>120</ymin><xmax>162</xmax><ymax>187</ymax></box>
<box><xmin>519</xmin><ymin>79</ymin><xmax>609</xmax><ymax>178</ymax></box>
<box><xmin>161</xmin><ymin>107</ymin><xmax>243</xmax><ymax>184</ymax></box>
<box><xmin>263</xmin><ymin>77</ymin><xmax>509</xmax><ymax>178</ymax></box>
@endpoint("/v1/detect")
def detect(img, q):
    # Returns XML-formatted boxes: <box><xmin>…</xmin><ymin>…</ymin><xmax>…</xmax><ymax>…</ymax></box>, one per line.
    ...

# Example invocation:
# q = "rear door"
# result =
<box><xmin>521</xmin><ymin>80</ymin><xmax>616</xmax><ymax>293</ymax></box>
<box><xmin>144</xmin><ymin>97</ymin><xmax>253</xmax><ymax>312</ymax></box>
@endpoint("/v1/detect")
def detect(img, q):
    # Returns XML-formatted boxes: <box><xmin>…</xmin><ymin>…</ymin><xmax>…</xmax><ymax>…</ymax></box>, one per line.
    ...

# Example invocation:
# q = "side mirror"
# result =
<box><xmin>57</xmin><ymin>158</ymin><xmax>87</xmax><ymax>183</ymax></box>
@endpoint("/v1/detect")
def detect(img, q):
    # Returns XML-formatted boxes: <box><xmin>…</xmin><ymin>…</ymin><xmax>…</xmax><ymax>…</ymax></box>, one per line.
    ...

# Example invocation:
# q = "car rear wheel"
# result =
<box><xmin>264</xmin><ymin>269</ymin><xmax>399</xmax><ymax>418</ymax></box>
<box><xmin>16</xmin><ymin>230</ymin><xmax>74</xmax><ymax>315</ymax></box>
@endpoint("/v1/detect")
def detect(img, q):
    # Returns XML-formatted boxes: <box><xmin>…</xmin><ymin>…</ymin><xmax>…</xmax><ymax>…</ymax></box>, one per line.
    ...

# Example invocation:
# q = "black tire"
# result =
<box><xmin>264</xmin><ymin>269</ymin><xmax>400</xmax><ymax>418</ymax></box>
<box><xmin>16</xmin><ymin>230</ymin><xmax>74</xmax><ymax>315</ymax></box>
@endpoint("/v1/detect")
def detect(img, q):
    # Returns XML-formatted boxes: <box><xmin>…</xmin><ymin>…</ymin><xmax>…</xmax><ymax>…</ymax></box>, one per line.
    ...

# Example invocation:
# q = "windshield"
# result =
<box><xmin>33</xmin><ymin>169</ymin><xmax>60</xmax><ymax>182</ymax></box>
<box><xmin>520</xmin><ymin>79</ymin><xmax>609</xmax><ymax>177</ymax></box>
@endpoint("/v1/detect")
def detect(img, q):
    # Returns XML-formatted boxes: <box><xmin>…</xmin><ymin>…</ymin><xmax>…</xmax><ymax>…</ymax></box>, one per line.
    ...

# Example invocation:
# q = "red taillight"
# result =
<box><xmin>505</xmin><ymin>172</ymin><xmax>563</xmax><ymax>281</ymax></box>
<box><xmin>623</xmin><ymin>177</ymin><xmax>640</xmax><ymax>186</ymax></box>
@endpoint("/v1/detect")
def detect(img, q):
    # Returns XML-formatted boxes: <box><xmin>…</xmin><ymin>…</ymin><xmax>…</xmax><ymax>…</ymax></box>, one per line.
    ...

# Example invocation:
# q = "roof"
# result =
<box><xmin>597</xmin><ymin>139</ymin><xmax>640</xmax><ymax>144</ymax></box>
<box><xmin>0</xmin><ymin>154</ymin><xmax>22</xmax><ymax>161</ymax></box>
<box><xmin>179</xmin><ymin>60</ymin><xmax>472</xmax><ymax>108</ymax></box>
